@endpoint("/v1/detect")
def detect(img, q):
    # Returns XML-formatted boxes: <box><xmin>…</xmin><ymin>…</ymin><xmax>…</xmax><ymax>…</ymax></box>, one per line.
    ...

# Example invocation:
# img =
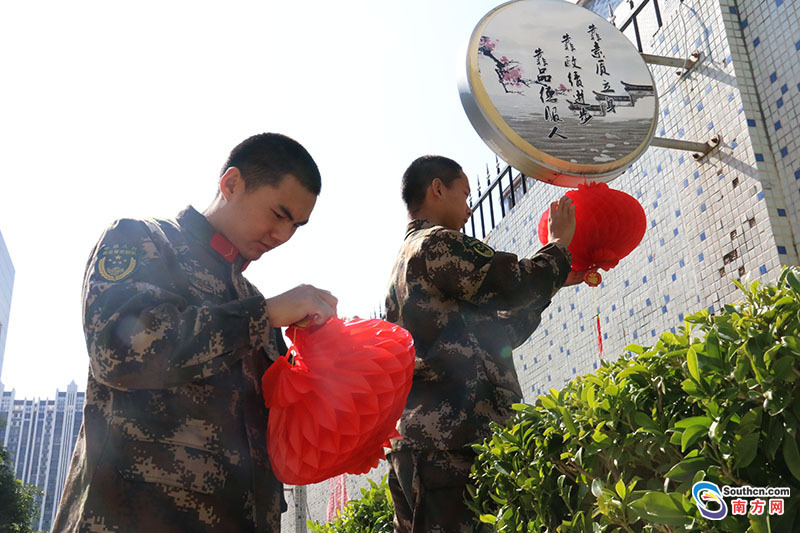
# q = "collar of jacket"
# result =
<box><xmin>177</xmin><ymin>206</ymin><xmax>251</xmax><ymax>272</ymax></box>
<box><xmin>405</xmin><ymin>218</ymin><xmax>439</xmax><ymax>239</ymax></box>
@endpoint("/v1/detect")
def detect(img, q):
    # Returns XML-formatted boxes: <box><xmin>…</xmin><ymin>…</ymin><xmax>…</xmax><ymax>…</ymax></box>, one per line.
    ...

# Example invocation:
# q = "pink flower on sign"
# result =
<box><xmin>477</xmin><ymin>35</ymin><xmax>531</xmax><ymax>93</ymax></box>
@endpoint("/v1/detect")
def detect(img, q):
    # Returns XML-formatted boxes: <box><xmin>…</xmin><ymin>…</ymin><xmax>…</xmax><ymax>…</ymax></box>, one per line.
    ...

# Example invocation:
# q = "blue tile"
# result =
<box><xmin>678</xmin><ymin>128</ymin><xmax>685</xmax><ymax>137</ymax></box>
<box><xmin>796</xmin><ymin>40</ymin><xmax>800</xmax><ymax>51</ymax></box>
<box><xmin>663</xmin><ymin>107</ymin><xmax>669</xmax><ymax>115</ymax></box>
<box><xmin>657</xmin><ymin>165</ymin><xmax>662</xmax><ymax>173</ymax></box>
<box><xmin>633</xmin><ymin>331</ymin><xmax>638</xmax><ymax>339</ymax></box>
<box><xmin>646</xmin><ymin>298</ymin><xmax>651</xmax><ymax>306</ymax></box>
<box><xmin>741</xmin><ymin>18</ymin><xmax>748</xmax><ymax>29</ymax></box>
<box><xmin>770</xmin><ymin>72</ymin><xmax>777</xmax><ymax>83</ymax></box>
<box><xmin>697</xmin><ymin>102</ymin><xmax>704</xmax><ymax>111</ymax></box>
<box><xmin>781</xmin><ymin>147</ymin><xmax>789</xmax><ymax>158</ymax></box>
<box><xmin>781</xmin><ymin>84</ymin><xmax>789</xmax><ymax>94</ymax></box>
<box><xmin>629</xmin><ymin>309</ymin><xmax>634</xmax><ymax>317</ymax></box>
<box><xmin>672</xmin><ymin>273</ymin><xmax>677</xmax><ymax>281</ymax></box>
<box><xmin>778</xmin><ymin>209</ymin><xmax>787</xmax><ymax>217</ymax></box>
<box><xmin>700</xmin><ymin>203</ymin><xmax>706</xmax><ymax>212</ymax></box>
<box><xmin>708</xmin><ymin>121</ymin><xmax>714</xmax><ymax>131</ymax></box>
<box><xmin>660</xmin><ymin>238</ymin><xmax>665</xmax><ymax>246</ymax></box>
<box><xmin>697</xmin><ymin>186</ymin><xmax>703</xmax><ymax>195</ymax></box>
<box><xmin>747</xmin><ymin>118</ymin><xmax>756</xmax><ymax>127</ymax></box>
<box><xmin>699</xmin><ymin>253</ymin><xmax>704</xmax><ymax>262</ymax></box>
<box><xmin>643</xmin><ymin>276</ymin><xmax>648</xmax><ymax>283</ymax></box>
<box><xmin>732</xmin><ymin>140</ymin><xmax>738</xmax><ymax>148</ymax></box>
<box><xmin>778</xmin><ymin>98</ymin><xmax>784</xmax><ymax>108</ymax></box>
<box><xmin>651</xmin><ymin>220</ymin><xmax>657</xmax><ymax>228</ymax></box>
<box><xmin>684</xmin><ymin>96</ymin><xmax>690</xmax><ymax>105</ymax></box>
<box><xmin>679</xmin><ymin>156</ymin><xmax>685</xmax><ymax>164</ymax></box>
<box><xmin>680</xmin><ymin>259</ymin><xmax>685</xmax><ymax>267</ymax></box>
<box><xmin>760</xmin><ymin>265</ymin><xmax>767</xmax><ymax>275</ymax></box>
<box><xmin>662</xmin><ymin>306</ymin><xmax>667</xmax><ymax>314</ymax></box>
<box><xmin>651</xmin><ymin>330</ymin><xmax>657</xmax><ymax>337</ymax></box>
<box><xmin>665</xmin><ymin>295</ymin><xmax>670</xmax><ymax>303</ymax></box>
<box><xmin>756</xmin><ymin>153</ymin><xmax>765</xmax><ymax>162</ymax></box>
<box><xmin>611</xmin><ymin>304</ymin><xmax>616</xmax><ymax>311</ymax></box>
<box><xmin>729</xmin><ymin>6</ymin><xmax>738</xmax><ymax>13</ymax></box>
<box><xmin>673</xmin><ymin>229</ymin><xmax>679</xmax><ymax>236</ymax></box>
<box><xmin>653</xmin><ymin>201</ymin><xmax>659</xmax><ymax>208</ymax></box>
<box><xmin>648</xmin><ymin>255</ymin><xmax>654</xmax><ymax>263</ymax></box>
<box><xmin>625</xmin><ymin>280</ymin><xmax>629</xmax><ymax>287</ymax></box>
<box><xmin>777</xmin><ymin>245</ymin><xmax>787</xmax><ymax>254</ymax></box>
<box><xmin>673</xmin><ymin>44</ymin><xmax>680</xmax><ymax>54</ymax></box>
<box><xmin>795</xmin><ymin>169</ymin><xmax>800</xmax><ymax>180</ymax></box>
<box><xmin>777</xmin><ymin>0</ymin><xmax>783</xmax><ymax>5</ymax></box>
<box><xmin>753</xmin><ymin>37</ymin><xmax>760</xmax><ymax>47</ymax></box>
<box><xmin>728</xmin><ymin>92</ymin><xmax>735</xmax><ymax>101</ymax></box>
<box><xmin>757</xmin><ymin>191</ymin><xmax>765</xmax><ymax>200</ymax></box>
<box><xmin>676</xmin><ymin>209</ymin><xmax>681</xmax><ymax>217</ymax></box>
<box><xmin>776</xmin><ymin>121</ymin><xmax>783</xmax><ymax>130</ymax></box>
<box><xmin>700</xmin><ymin>232</ymin><xmax>706</xmax><ymax>241</ymax></box>
<box><xmin>683</xmin><ymin>179</ymin><xmax>689</xmax><ymax>188</ymax></box>
<box><xmin>694</xmin><ymin>171</ymin><xmax>700</xmax><ymax>179</ymax></box>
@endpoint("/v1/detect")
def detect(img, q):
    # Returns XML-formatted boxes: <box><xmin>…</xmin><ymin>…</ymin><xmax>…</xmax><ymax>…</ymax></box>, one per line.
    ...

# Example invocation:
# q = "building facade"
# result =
<box><xmin>289</xmin><ymin>0</ymin><xmax>800</xmax><ymax>531</ymax></box>
<box><xmin>0</xmin><ymin>382</ymin><xmax>85</xmax><ymax>532</ymax></box>
<box><xmin>0</xmin><ymin>229</ymin><xmax>14</xmax><ymax>382</ymax></box>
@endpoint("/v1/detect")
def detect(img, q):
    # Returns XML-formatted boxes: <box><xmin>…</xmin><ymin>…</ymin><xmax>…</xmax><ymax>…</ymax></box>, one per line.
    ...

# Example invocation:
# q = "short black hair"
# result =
<box><xmin>221</xmin><ymin>133</ymin><xmax>321</xmax><ymax>195</ymax></box>
<box><xmin>401</xmin><ymin>155</ymin><xmax>463</xmax><ymax>213</ymax></box>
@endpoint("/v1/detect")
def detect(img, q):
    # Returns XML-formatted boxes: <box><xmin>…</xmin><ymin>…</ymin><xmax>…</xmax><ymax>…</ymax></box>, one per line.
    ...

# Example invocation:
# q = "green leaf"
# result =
<box><xmin>665</xmin><ymin>457</ymin><xmax>710</xmax><ymax>483</ymax></box>
<box><xmin>785</xmin><ymin>269</ymin><xmax>800</xmax><ymax>294</ymax></box>
<box><xmin>591</xmin><ymin>478</ymin><xmax>603</xmax><ymax>498</ymax></box>
<box><xmin>626</xmin><ymin>344</ymin><xmax>644</xmax><ymax>354</ymax></box>
<box><xmin>479</xmin><ymin>514</ymin><xmax>497</xmax><ymax>524</ymax></box>
<box><xmin>631</xmin><ymin>492</ymin><xmax>692</xmax><ymax>526</ymax></box>
<box><xmin>681</xmin><ymin>425</ymin><xmax>707</xmax><ymax>452</ymax></box>
<box><xmin>615</xmin><ymin>479</ymin><xmax>627</xmax><ymax>499</ymax></box>
<box><xmin>733</xmin><ymin>432</ymin><xmax>760</xmax><ymax>469</ymax></box>
<box><xmin>674</xmin><ymin>416</ymin><xmax>712</xmax><ymax>429</ymax></box>
<box><xmin>782</xmin><ymin>435</ymin><xmax>800</xmax><ymax>481</ymax></box>
<box><xmin>687</xmin><ymin>346</ymin><xmax>700</xmax><ymax>382</ymax></box>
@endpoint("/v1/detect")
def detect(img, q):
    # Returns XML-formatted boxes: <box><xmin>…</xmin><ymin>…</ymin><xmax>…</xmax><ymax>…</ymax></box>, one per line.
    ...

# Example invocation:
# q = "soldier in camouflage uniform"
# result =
<box><xmin>53</xmin><ymin>133</ymin><xmax>338</xmax><ymax>532</ymax></box>
<box><xmin>384</xmin><ymin>156</ymin><xmax>579</xmax><ymax>533</ymax></box>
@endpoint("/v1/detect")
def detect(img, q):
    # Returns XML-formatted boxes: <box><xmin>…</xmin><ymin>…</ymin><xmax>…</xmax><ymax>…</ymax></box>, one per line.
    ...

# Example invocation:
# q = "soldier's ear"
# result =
<box><xmin>430</xmin><ymin>178</ymin><xmax>444</xmax><ymax>199</ymax></box>
<box><xmin>219</xmin><ymin>167</ymin><xmax>244</xmax><ymax>201</ymax></box>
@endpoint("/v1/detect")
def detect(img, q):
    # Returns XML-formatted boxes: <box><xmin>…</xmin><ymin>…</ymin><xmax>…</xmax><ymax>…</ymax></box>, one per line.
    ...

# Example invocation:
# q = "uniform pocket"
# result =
<box><xmin>116</xmin><ymin>439</ymin><xmax>227</xmax><ymax>494</ymax></box>
<box><xmin>112</xmin><ymin>416</ymin><xmax>227</xmax><ymax>494</ymax></box>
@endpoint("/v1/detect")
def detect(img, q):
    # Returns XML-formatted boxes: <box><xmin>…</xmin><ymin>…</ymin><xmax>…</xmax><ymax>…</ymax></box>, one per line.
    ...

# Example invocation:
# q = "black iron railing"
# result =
<box><xmin>616</xmin><ymin>0</ymin><xmax>664</xmax><ymax>53</ymax></box>
<box><xmin>462</xmin><ymin>161</ymin><xmax>536</xmax><ymax>239</ymax></box>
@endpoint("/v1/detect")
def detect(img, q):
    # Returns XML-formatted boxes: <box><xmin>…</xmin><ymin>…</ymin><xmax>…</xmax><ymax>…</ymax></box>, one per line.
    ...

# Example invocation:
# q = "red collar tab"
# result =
<box><xmin>210</xmin><ymin>233</ymin><xmax>239</xmax><ymax>263</ymax></box>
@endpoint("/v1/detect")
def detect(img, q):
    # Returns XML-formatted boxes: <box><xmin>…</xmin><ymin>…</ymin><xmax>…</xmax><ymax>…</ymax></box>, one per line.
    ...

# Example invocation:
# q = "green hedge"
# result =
<box><xmin>307</xmin><ymin>476</ymin><xmax>393</xmax><ymax>533</ymax></box>
<box><xmin>468</xmin><ymin>267</ymin><xmax>800</xmax><ymax>531</ymax></box>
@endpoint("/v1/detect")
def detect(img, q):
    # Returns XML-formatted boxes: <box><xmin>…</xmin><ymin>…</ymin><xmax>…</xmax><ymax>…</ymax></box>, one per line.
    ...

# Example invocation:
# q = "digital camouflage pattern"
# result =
<box><xmin>388</xmin><ymin>449</ymin><xmax>486</xmax><ymax>533</ymax></box>
<box><xmin>385</xmin><ymin>219</ymin><xmax>572</xmax><ymax>452</ymax></box>
<box><xmin>53</xmin><ymin>206</ymin><xmax>286</xmax><ymax>532</ymax></box>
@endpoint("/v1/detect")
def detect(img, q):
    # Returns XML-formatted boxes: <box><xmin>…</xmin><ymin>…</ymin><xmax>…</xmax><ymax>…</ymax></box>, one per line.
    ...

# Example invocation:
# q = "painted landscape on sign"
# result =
<box><xmin>477</xmin><ymin>0</ymin><xmax>656</xmax><ymax>166</ymax></box>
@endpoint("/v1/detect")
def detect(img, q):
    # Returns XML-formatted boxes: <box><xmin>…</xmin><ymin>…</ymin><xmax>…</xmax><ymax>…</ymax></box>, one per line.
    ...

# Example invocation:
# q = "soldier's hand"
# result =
<box><xmin>265</xmin><ymin>284</ymin><xmax>338</xmax><ymax>329</ymax></box>
<box><xmin>564</xmin><ymin>270</ymin><xmax>588</xmax><ymax>286</ymax></box>
<box><xmin>547</xmin><ymin>195</ymin><xmax>576</xmax><ymax>247</ymax></box>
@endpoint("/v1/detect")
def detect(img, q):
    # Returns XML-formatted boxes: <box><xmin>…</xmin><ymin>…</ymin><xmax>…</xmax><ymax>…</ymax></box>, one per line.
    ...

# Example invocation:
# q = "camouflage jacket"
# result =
<box><xmin>53</xmin><ymin>206</ymin><xmax>286</xmax><ymax>533</ymax></box>
<box><xmin>385</xmin><ymin>219</ymin><xmax>571</xmax><ymax>451</ymax></box>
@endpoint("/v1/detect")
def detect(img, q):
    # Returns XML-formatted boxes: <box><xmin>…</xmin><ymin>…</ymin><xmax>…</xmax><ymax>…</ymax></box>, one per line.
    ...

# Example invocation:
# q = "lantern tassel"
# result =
<box><xmin>593</xmin><ymin>286</ymin><xmax>603</xmax><ymax>358</ymax></box>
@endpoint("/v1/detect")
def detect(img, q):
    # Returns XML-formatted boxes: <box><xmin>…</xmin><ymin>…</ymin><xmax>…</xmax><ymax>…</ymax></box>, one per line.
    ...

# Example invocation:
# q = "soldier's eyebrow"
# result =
<box><xmin>279</xmin><ymin>204</ymin><xmax>309</xmax><ymax>226</ymax></box>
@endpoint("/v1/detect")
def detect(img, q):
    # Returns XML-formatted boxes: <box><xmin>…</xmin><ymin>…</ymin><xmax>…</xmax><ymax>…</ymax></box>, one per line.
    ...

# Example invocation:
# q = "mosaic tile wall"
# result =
<box><xmin>482</xmin><ymin>0</ymin><xmax>797</xmax><ymax>397</ymax></box>
<box><xmin>288</xmin><ymin>0</ymin><xmax>798</xmax><ymax>529</ymax></box>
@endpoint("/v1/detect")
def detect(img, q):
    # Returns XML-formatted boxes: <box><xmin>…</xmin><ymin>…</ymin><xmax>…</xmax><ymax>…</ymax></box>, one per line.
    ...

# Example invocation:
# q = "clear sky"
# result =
<box><xmin>1</xmin><ymin>0</ymin><xmax>587</xmax><ymax>398</ymax></box>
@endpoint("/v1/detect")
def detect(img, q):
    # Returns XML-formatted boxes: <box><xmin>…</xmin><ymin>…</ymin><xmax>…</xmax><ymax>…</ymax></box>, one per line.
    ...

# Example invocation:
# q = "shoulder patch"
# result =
<box><xmin>464</xmin><ymin>236</ymin><xmax>495</xmax><ymax>258</ymax></box>
<box><xmin>97</xmin><ymin>244</ymin><xmax>139</xmax><ymax>281</ymax></box>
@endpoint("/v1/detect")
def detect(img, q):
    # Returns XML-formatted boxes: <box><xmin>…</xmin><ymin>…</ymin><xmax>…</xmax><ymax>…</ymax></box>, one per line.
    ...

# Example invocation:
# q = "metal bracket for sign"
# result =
<box><xmin>641</xmin><ymin>50</ymin><xmax>702</xmax><ymax>78</ymax></box>
<box><xmin>651</xmin><ymin>134</ymin><xmax>721</xmax><ymax>161</ymax></box>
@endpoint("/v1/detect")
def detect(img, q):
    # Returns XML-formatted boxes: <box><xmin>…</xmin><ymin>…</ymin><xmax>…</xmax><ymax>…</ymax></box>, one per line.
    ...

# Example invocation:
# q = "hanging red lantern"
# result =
<box><xmin>262</xmin><ymin>317</ymin><xmax>415</xmax><ymax>485</ymax></box>
<box><xmin>537</xmin><ymin>182</ymin><xmax>646</xmax><ymax>284</ymax></box>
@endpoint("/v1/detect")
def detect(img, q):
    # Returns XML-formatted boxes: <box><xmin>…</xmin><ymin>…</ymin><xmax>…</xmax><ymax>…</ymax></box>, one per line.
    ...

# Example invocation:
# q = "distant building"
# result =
<box><xmin>0</xmin><ymin>228</ymin><xmax>14</xmax><ymax>381</ymax></box>
<box><xmin>0</xmin><ymin>382</ymin><xmax>85</xmax><ymax>532</ymax></box>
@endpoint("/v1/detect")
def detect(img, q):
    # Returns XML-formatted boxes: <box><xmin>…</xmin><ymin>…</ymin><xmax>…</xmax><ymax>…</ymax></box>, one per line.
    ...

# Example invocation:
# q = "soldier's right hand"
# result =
<box><xmin>547</xmin><ymin>195</ymin><xmax>576</xmax><ymax>247</ymax></box>
<box><xmin>265</xmin><ymin>284</ymin><xmax>338</xmax><ymax>329</ymax></box>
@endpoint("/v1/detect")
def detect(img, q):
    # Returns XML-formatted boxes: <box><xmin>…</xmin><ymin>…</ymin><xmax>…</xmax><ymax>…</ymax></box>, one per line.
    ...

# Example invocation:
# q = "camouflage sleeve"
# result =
<box><xmin>82</xmin><ymin>219</ymin><xmax>270</xmax><ymax>390</ymax></box>
<box><xmin>425</xmin><ymin>229</ymin><xmax>572</xmax><ymax>311</ymax></box>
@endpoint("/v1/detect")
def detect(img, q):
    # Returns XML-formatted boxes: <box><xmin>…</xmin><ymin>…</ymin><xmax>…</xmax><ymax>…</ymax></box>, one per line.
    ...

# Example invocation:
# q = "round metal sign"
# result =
<box><xmin>458</xmin><ymin>0</ymin><xmax>658</xmax><ymax>187</ymax></box>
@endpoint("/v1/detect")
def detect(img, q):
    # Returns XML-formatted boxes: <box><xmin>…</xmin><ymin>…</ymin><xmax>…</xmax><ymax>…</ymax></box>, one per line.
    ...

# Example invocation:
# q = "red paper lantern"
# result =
<box><xmin>262</xmin><ymin>317</ymin><xmax>415</xmax><ymax>485</ymax></box>
<box><xmin>538</xmin><ymin>182</ymin><xmax>646</xmax><ymax>276</ymax></box>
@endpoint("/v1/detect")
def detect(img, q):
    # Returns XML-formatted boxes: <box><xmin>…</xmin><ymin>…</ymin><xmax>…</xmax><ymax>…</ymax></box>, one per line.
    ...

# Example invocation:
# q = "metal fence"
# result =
<box><xmin>463</xmin><ymin>162</ymin><xmax>536</xmax><ymax>239</ymax></box>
